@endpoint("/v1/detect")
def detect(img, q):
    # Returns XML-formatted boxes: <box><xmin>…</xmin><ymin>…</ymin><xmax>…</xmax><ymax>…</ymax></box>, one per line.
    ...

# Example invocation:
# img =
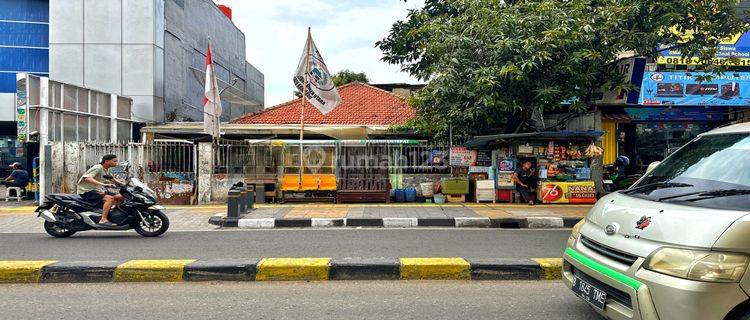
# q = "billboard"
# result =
<box><xmin>593</xmin><ymin>57</ymin><xmax>646</xmax><ymax>105</ymax></box>
<box><xmin>639</xmin><ymin>71</ymin><xmax>750</xmax><ymax>106</ymax></box>
<box><xmin>657</xmin><ymin>31</ymin><xmax>750</xmax><ymax>66</ymax></box>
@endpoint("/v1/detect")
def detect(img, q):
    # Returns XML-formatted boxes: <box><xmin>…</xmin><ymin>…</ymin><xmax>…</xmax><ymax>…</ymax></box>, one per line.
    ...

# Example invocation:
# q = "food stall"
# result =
<box><xmin>464</xmin><ymin>131</ymin><xmax>604</xmax><ymax>204</ymax></box>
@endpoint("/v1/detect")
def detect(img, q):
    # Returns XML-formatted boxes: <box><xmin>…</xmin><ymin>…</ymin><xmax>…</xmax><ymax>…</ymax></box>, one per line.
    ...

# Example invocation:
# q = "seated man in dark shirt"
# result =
<box><xmin>512</xmin><ymin>161</ymin><xmax>536</xmax><ymax>205</ymax></box>
<box><xmin>2</xmin><ymin>162</ymin><xmax>30</xmax><ymax>189</ymax></box>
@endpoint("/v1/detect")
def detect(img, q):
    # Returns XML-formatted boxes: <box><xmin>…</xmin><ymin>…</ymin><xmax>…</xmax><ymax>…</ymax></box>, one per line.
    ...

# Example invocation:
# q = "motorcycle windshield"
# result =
<box><xmin>131</xmin><ymin>178</ymin><xmax>157</xmax><ymax>200</ymax></box>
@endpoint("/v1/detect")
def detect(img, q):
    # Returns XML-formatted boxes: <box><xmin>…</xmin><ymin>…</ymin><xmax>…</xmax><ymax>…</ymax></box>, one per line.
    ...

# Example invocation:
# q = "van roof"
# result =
<box><xmin>702</xmin><ymin>122</ymin><xmax>750</xmax><ymax>136</ymax></box>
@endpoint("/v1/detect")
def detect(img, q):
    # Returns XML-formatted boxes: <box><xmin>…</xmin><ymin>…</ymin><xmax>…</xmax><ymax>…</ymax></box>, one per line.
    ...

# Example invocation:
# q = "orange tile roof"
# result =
<box><xmin>232</xmin><ymin>82</ymin><xmax>416</xmax><ymax>126</ymax></box>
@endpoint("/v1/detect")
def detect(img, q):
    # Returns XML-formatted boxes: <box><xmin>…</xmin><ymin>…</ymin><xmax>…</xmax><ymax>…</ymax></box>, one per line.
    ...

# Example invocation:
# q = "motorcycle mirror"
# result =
<box><xmin>646</xmin><ymin>161</ymin><xmax>661</xmax><ymax>174</ymax></box>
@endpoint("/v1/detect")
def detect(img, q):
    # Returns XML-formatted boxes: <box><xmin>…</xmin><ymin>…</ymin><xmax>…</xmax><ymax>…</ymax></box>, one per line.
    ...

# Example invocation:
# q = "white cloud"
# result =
<box><xmin>214</xmin><ymin>0</ymin><xmax>424</xmax><ymax>107</ymax></box>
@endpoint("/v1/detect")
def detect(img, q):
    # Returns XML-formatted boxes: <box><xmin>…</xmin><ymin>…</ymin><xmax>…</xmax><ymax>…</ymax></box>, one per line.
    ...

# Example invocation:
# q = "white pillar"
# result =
<box><xmin>38</xmin><ymin>77</ymin><xmax>50</xmax><ymax>201</ymax></box>
<box><xmin>197</xmin><ymin>142</ymin><xmax>214</xmax><ymax>204</ymax></box>
<box><xmin>110</xmin><ymin>94</ymin><xmax>118</xmax><ymax>143</ymax></box>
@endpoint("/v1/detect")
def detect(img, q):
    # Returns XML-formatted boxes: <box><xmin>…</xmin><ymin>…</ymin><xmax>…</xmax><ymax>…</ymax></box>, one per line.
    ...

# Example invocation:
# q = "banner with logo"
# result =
<box><xmin>639</xmin><ymin>71</ymin><xmax>750</xmax><ymax>106</ymax></box>
<box><xmin>15</xmin><ymin>74</ymin><xmax>28</xmax><ymax>144</ymax></box>
<box><xmin>449</xmin><ymin>147</ymin><xmax>477</xmax><ymax>167</ymax></box>
<box><xmin>293</xmin><ymin>32</ymin><xmax>341</xmax><ymax>115</ymax></box>
<box><xmin>538</xmin><ymin>181</ymin><xmax>597</xmax><ymax>204</ymax></box>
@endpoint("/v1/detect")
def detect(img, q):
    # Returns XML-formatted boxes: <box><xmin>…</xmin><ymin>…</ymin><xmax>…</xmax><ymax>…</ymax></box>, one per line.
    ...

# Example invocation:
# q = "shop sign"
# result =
<box><xmin>657</xmin><ymin>31</ymin><xmax>750</xmax><ymax>67</ymax></box>
<box><xmin>593</xmin><ymin>57</ymin><xmax>646</xmax><ymax>105</ymax></box>
<box><xmin>639</xmin><ymin>71</ymin><xmax>750</xmax><ymax>106</ymax></box>
<box><xmin>449</xmin><ymin>147</ymin><xmax>476</xmax><ymax>167</ymax></box>
<box><xmin>624</xmin><ymin>107</ymin><xmax>725</xmax><ymax>121</ymax></box>
<box><xmin>15</xmin><ymin>76</ymin><xmax>28</xmax><ymax>144</ymax></box>
<box><xmin>539</xmin><ymin>181</ymin><xmax>597</xmax><ymax>204</ymax></box>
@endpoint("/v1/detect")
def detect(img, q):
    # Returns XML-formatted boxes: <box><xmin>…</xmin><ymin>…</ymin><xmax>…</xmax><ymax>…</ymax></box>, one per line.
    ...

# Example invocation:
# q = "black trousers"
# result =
<box><xmin>1</xmin><ymin>181</ymin><xmax>25</xmax><ymax>188</ymax></box>
<box><xmin>517</xmin><ymin>185</ymin><xmax>532</xmax><ymax>203</ymax></box>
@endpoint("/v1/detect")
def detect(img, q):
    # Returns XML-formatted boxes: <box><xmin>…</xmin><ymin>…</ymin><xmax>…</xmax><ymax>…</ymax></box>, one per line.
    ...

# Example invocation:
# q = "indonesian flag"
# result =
<box><xmin>293</xmin><ymin>31</ymin><xmax>341</xmax><ymax>114</ymax></box>
<box><xmin>203</xmin><ymin>41</ymin><xmax>221</xmax><ymax>139</ymax></box>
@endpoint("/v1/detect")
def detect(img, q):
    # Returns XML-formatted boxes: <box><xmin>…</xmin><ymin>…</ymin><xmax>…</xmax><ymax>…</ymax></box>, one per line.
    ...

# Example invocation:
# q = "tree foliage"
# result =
<box><xmin>377</xmin><ymin>0</ymin><xmax>746</xmax><ymax>141</ymax></box>
<box><xmin>333</xmin><ymin>69</ymin><xmax>370</xmax><ymax>86</ymax></box>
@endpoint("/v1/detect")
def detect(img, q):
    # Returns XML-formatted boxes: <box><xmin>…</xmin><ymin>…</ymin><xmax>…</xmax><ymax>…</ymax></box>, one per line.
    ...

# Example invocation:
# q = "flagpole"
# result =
<box><xmin>300</xmin><ymin>27</ymin><xmax>312</xmax><ymax>185</ymax></box>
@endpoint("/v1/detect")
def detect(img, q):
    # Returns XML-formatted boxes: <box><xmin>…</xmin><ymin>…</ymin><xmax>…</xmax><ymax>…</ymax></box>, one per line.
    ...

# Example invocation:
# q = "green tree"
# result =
<box><xmin>332</xmin><ymin>69</ymin><xmax>369</xmax><ymax>86</ymax></box>
<box><xmin>295</xmin><ymin>70</ymin><xmax>369</xmax><ymax>97</ymax></box>
<box><xmin>377</xmin><ymin>0</ymin><xmax>746</xmax><ymax>141</ymax></box>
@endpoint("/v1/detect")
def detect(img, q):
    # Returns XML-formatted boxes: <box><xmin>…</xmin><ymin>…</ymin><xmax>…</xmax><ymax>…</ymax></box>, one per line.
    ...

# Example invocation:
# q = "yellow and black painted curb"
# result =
<box><xmin>0</xmin><ymin>258</ymin><xmax>565</xmax><ymax>283</ymax></box>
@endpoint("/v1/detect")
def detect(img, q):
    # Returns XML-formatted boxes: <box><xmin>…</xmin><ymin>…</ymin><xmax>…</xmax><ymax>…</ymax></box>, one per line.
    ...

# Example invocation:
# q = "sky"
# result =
<box><xmin>215</xmin><ymin>0</ymin><xmax>425</xmax><ymax>108</ymax></box>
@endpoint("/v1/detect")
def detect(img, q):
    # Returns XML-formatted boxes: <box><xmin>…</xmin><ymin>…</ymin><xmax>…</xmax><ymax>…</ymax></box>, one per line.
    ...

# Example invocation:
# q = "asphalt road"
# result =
<box><xmin>0</xmin><ymin>229</ymin><xmax>570</xmax><ymax>260</ymax></box>
<box><xmin>0</xmin><ymin>281</ymin><xmax>601</xmax><ymax>320</ymax></box>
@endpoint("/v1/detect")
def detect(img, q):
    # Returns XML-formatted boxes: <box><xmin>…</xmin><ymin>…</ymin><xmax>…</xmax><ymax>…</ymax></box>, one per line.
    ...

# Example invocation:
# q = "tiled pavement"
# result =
<box><xmin>244</xmin><ymin>203</ymin><xmax>590</xmax><ymax>220</ymax></box>
<box><xmin>0</xmin><ymin>203</ymin><xmax>590</xmax><ymax>233</ymax></box>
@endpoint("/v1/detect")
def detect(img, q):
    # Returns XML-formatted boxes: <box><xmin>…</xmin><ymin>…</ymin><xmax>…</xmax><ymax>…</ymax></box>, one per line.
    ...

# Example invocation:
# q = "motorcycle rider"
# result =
<box><xmin>76</xmin><ymin>154</ymin><xmax>124</xmax><ymax>227</ymax></box>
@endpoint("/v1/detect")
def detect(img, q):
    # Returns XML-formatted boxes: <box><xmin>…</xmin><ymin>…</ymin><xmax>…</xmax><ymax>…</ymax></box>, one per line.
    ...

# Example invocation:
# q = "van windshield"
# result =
<box><xmin>629</xmin><ymin>133</ymin><xmax>750</xmax><ymax>211</ymax></box>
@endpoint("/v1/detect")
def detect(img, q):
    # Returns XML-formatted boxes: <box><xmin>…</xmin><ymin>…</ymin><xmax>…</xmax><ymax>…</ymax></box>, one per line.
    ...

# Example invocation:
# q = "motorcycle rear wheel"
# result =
<box><xmin>134</xmin><ymin>210</ymin><xmax>169</xmax><ymax>237</ymax></box>
<box><xmin>44</xmin><ymin>221</ymin><xmax>76</xmax><ymax>238</ymax></box>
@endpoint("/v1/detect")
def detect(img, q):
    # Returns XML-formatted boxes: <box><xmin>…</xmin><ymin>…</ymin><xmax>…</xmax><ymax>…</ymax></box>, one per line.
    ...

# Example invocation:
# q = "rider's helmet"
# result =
<box><xmin>616</xmin><ymin>155</ymin><xmax>630</xmax><ymax>167</ymax></box>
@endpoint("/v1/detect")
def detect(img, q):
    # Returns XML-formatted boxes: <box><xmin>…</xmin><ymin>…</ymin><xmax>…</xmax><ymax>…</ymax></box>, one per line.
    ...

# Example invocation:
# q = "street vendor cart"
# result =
<box><xmin>464</xmin><ymin>131</ymin><xmax>604</xmax><ymax>204</ymax></box>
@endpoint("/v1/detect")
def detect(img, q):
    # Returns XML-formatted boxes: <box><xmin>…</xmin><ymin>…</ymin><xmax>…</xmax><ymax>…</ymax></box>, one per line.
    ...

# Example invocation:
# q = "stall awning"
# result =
<box><xmin>464</xmin><ymin>131</ymin><xmax>604</xmax><ymax>149</ymax></box>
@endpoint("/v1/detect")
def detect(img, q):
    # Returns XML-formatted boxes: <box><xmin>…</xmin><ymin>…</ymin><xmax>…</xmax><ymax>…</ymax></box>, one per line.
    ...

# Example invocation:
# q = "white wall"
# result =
<box><xmin>0</xmin><ymin>93</ymin><xmax>14</xmax><ymax>122</ymax></box>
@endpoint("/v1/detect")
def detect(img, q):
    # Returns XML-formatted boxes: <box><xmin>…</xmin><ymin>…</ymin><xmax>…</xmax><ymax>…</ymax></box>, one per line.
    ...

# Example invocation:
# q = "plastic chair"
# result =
<box><xmin>300</xmin><ymin>174</ymin><xmax>319</xmax><ymax>191</ymax></box>
<box><xmin>318</xmin><ymin>174</ymin><xmax>337</xmax><ymax>191</ymax></box>
<box><xmin>280</xmin><ymin>175</ymin><xmax>300</xmax><ymax>191</ymax></box>
<box><xmin>5</xmin><ymin>187</ymin><xmax>24</xmax><ymax>202</ymax></box>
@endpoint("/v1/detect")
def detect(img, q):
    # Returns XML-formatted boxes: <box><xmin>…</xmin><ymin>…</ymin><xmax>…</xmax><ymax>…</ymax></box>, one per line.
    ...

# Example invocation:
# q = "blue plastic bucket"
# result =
<box><xmin>394</xmin><ymin>189</ymin><xmax>406</xmax><ymax>202</ymax></box>
<box><xmin>405</xmin><ymin>188</ymin><xmax>417</xmax><ymax>202</ymax></box>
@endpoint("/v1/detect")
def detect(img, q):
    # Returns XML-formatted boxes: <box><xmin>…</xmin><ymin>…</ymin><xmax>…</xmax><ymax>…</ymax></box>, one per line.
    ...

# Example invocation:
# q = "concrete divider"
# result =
<box><xmin>0</xmin><ymin>258</ymin><xmax>565</xmax><ymax>283</ymax></box>
<box><xmin>216</xmin><ymin>217</ymin><xmax>580</xmax><ymax>229</ymax></box>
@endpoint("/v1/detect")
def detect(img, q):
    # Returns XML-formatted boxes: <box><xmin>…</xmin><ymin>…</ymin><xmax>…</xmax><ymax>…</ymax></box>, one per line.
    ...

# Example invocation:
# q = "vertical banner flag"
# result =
<box><xmin>203</xmin><ymin>41</ymin><xmax>222</xmax><ymax>139</ymax></box>
<box><xmin>293</xmin><ymin>33</ymin><xmax>341</xmax><ymax>114</ymax></box>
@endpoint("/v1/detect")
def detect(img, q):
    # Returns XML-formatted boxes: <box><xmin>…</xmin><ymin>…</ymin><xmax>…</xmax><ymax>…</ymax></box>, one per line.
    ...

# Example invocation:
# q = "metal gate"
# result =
<box><xmin>52</xmin><ymin>140</ymin><xmax>197</xmax><ymax>205</ymax></box>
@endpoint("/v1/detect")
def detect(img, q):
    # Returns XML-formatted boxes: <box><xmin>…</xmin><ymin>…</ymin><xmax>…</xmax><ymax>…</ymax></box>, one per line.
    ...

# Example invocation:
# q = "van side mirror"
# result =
<box><xmin>645</xmin><ymin>161</ymin><xmax>661</xmax><ymax>174</ymax></box>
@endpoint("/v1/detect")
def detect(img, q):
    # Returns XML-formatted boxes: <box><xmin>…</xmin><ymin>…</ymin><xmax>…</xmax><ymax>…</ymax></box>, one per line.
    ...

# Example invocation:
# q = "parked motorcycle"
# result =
<box><xmin>602</xmin><ymin>163</ymin><xmax>642</xmax><ymax>193</ymax></box>
<box><xmin>35</xmin><ymin>162</ymin><xmax>169</xmax><ymax>238</ymax></box>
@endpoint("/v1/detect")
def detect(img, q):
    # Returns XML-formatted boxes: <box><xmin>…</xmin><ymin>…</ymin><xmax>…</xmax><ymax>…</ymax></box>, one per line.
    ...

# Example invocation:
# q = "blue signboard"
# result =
<box><xmin>625</xmin><ymin>107</ymin><xmax>726</xmax><ymax>122</ymax></box>
<box><xmin>639</xmin><ymin>71</ymin><xmax>750</xmax><ymax>106</ymax></box>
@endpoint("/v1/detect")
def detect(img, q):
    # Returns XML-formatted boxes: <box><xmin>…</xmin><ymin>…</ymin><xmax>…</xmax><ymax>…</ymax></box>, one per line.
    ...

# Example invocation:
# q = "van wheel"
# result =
<box><xmin>44</xmin><ymin>221</ymin><xmax>76</xmax><ymax>238</ymax></box>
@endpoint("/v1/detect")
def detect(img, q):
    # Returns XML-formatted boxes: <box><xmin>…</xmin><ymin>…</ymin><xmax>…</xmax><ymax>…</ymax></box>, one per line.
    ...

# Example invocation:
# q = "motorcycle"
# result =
<box><xmin>35</xmin><ymin>161</ymin><xmax>169</xmax><ymax>238</ymax></box>
<box><xmin>602</xmin><ymin>164</ymin><xmax>642</xmax><ymax>193</ymax></box>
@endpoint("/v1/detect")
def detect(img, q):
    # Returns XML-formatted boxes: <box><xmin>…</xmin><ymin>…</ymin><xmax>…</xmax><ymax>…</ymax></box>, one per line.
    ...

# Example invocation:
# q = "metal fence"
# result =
<box><xmin>213</xmin><ymin>139</ymin><xmax>277</xmax><ymax>180</ymax></box>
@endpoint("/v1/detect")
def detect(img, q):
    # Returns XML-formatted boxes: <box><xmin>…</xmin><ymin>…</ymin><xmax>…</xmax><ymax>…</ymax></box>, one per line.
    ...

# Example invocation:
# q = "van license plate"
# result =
<box><xmin>572</xmin><ymin>277</ymin><xmax>607</xmax><ymax>311</ymax></box>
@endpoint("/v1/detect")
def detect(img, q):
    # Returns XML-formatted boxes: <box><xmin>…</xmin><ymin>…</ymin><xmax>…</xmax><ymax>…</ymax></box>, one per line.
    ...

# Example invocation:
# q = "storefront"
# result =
<box><xmin>465</xmin><ymin>131</ymin><xmax>604</xmax><ymax>204</ymax></box>
<box><xmin>622</xmin><ymin>70</ymin><xmax>743</xmax><ymax>171</ymax></box>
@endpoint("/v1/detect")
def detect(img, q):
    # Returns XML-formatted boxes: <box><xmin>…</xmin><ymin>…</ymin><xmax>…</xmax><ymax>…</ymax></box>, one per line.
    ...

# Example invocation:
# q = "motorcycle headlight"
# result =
<box><xmin>645</xmin><ymin>247</ymin><xmax>748</xmax><ymax>283</ymax></box>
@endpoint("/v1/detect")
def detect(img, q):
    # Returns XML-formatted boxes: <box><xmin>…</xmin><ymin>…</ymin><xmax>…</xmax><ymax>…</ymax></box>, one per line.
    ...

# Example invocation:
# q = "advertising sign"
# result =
<box><xmin>15</xmin><ymin>75</ymin><xmax>28</xmax><ymax>144</ymax></box>
<box><xmin>624</xmin><ymin>107</ymin><xmax>726</xmax><ymax>121</ymax></box>
<box><xmin>593</xmin><ymin>57</ymin><xmax>647</xmax><ymax>105</ymax></box>
<box><xmin>639</xmin><ymin>71</ymin><xmax>750</xmax><ymax>106</ymax></box>
<box><xmin>657</xmin><ymin>32</ymin><xmax>750</xmax><ymax>66</ymax></box>
<box><xmin>449</xmin><ymin>147</ymin><xmax>477</xmax><ymax>167</ymax></box>
<box><xmin>538</xmin><ymin>181</ymin><xmax>597</xmax><ymax>204</ymax></box>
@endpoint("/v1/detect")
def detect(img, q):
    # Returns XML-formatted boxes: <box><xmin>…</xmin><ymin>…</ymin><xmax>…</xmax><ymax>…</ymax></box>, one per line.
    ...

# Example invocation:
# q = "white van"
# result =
<box><xmin>563</xmin><ymin>122</ymin><xmax>750</xmax><ymax>320</ymax></box>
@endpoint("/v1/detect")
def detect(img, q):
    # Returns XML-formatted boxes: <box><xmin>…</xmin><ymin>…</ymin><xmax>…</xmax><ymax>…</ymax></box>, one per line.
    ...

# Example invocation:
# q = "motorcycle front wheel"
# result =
<box><xmin>134</xmin><ymin>210</ymin><xmax>169</xmax><ymax>237</ymax></box>
<box><xmin>44</xmin><ymin>221</ymin><xmax>76</xmax><ymax>238</ymax></box>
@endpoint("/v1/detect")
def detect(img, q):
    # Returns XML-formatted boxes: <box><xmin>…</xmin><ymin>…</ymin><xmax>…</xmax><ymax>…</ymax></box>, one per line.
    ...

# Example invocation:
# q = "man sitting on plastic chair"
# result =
<box><xmin>1</xmin><ymin>162</ymin><xmax>30</xmax><ymax>193</ymax></box>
